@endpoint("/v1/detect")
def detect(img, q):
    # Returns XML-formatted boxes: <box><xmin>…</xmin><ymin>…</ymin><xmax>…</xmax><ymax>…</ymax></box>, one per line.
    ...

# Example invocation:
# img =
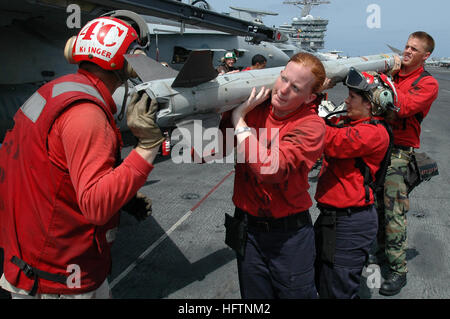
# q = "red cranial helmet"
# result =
<box><xmin>64</xmin><ymin>10</ymin><xmax>150</xmax><ymax>77</ymax></box>
<box><xmin>70</xmin><ymin>17</ymin><xmax>139</xmax><ymax>70</ymax></box>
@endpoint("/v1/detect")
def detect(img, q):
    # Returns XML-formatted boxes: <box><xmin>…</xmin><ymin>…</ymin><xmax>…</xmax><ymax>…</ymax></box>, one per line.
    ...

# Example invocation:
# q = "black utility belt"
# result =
<box><xmin>235</xmin><ymin>207</ymin><xmax>311</xmax><ymax>232</ymax></box>
<box><xmin>319</xmin><ymin>204</ymin><xmax>373</xmax><ymax>217</ymax></box>
<box><xmin>10</xmin><ymin>256</ymin><xmax>68</xmax><ymax>296</ymax></box>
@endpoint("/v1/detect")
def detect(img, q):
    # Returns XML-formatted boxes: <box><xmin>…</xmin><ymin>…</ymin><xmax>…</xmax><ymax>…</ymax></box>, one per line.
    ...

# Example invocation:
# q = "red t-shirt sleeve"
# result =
<box><xmin>238</xmin><ymin>115</ymin><xmax>325</xmax><ymax>184</ymax></box>
<box><xmin>49</xmin><ymin>102</ymin><xmax>153</xmax><ymax>225</ymax></box>
<box><xmin>396</xmin><ymin>77</ymin><xmax>439</xmax><ymax>118</ymax></box>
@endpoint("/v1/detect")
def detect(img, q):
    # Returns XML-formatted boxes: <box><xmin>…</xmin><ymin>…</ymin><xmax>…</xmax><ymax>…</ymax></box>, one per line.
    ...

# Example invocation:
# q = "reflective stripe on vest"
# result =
<box><xmin>20</xmin><ymin>82</ymin><xmax>106</xmax><ymax>123</ymax></box>
<box><xmin>20</xmin><ymin>92</ymin><xmax>46</xmax><ymax>123</ymax></box>
<box><xmin>52</xmin><ymin>82</ymin><xmax>106</xmax><ymax>105</ymax></box>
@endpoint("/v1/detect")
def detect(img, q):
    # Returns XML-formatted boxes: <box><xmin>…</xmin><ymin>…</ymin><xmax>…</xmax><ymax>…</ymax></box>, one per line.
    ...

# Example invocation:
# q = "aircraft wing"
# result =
<box><xmin>87</xmin><ymin>0</ymin><xmax>286</xmax><ymax>43</ymax></box>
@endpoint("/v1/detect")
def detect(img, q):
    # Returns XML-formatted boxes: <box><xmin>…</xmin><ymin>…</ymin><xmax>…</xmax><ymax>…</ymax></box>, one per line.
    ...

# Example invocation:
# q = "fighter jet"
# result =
<box><xmin>438</xmin><ymin>58</ymin><xmax>450</xmax><ymax>68</ymax></box>
<box><xmin>144</xmin><ymin>16</ymin><xmax>290</xmax><ymax>71</ymax></box>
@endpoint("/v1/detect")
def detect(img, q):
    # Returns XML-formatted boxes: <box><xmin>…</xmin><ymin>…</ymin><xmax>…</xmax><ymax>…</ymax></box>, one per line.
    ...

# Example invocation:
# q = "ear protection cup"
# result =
<box><xmin>64</xmin><ymin>36</ymin><xmax>77</xmax><ymax>64</ymax></box>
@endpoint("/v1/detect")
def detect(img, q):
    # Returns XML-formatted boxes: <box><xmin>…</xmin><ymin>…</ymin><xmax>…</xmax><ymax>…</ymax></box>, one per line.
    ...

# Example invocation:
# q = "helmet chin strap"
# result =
<box><xmin>113</xmin><ymin>69</ymin><xmax>129</xmax><ymax>121</ymax></box>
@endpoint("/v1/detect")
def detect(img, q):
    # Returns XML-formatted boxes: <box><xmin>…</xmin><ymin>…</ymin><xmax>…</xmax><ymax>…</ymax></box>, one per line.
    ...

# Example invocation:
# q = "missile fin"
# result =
<box><xmin>386</xmin><ymin>44</ymin><xmax>402</xmax><ymax>55</ymax></box>
<box><xmin>171</xmin><ymin>50</ymin><xmax>218</xmax><ymax>88</ymax></box>
<box><xmin>124</xmin><ymin>54</ymin><xmax>178</xmax><ymax>82</ymax></box>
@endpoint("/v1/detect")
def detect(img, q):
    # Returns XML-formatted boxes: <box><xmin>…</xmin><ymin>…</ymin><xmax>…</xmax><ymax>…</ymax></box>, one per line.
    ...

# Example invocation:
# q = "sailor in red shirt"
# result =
<box><xmin>223</xmin><ymin>52</ymin><xmax>326</xmax><ymax>299</ymax></box>
<box><xmin>374</xmin><ymin>31</ymin><xmax>439</xmax><ymax>296</ymax></box>
<box><xmin>241</xmin><ymin>54</ymin><xmax>267</xmax><ymax>72</ymax></box>
<box><xmin>314</xmin><ymin>68</ymin><xmax>394</xmax><ymax>298</ymax></box>
<box><xmin>0</xmin><ymin>11</ymin><xmax>164</xmax><ymax>298</ymax></box>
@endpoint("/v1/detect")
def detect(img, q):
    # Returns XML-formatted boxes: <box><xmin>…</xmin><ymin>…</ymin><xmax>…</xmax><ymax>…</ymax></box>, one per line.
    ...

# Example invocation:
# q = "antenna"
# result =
<box><xmin>282</xmin><ymin>0</ymin><xmax>330</xmax><ymax>17</ymax></box>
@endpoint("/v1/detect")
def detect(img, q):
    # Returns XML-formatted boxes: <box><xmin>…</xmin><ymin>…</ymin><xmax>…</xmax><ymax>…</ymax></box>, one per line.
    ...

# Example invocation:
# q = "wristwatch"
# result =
<box><xmin>234</xmin><ymin>126</ymin><xmax>252</xmax><ymax>136</ymax></box>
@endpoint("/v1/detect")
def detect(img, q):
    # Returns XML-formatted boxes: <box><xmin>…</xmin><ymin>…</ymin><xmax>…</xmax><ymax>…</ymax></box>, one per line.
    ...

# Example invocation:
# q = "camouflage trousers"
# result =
<box><xmin>377</xmin><ymin>153</ymin><xmax>410</xmax><ymax>274</ymax></box>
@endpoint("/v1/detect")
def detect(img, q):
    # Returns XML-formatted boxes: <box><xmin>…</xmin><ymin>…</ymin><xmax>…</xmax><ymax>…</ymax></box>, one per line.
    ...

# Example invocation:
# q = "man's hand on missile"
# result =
<box><xmin>127</xmin><ymin>91</ymin><xmax>165</xmax><ymax>164</ymax></box>
<box><xmin>121</xmin><ymin>192</ymin><xmax>153</xmax><ymax>222</ymax></box>
<box><xmin>389</xmin><ymin>55</ymin><xmax>402</xmax><ymax>77</ymax></box>
<box><xmin>127</xmin><ymin>91</ymin><xmax>164</xmax><ymax>149</ymax></box>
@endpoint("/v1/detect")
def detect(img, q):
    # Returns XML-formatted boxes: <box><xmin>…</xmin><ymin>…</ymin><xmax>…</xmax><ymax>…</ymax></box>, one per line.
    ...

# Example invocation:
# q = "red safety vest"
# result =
<box><xmin>0</xmin><ymin>70</ymin><xmax>121</xmax><ymax>295</ymax></box>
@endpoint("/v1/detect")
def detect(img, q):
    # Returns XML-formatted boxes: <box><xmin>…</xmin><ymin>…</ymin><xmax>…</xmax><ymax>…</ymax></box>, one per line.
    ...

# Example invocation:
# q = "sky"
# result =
<box><xmin>206</xmin><ymin>0</ymin><xmax>450</xmax><ymax>58</ymax></box>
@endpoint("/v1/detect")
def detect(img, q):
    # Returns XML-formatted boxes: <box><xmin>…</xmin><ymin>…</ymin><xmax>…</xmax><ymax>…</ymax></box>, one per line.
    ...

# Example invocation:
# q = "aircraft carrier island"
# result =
<box><xmin>279</xmin><ymin>0</ymin><xmax>330</xmax><ymax>52</ymax></box>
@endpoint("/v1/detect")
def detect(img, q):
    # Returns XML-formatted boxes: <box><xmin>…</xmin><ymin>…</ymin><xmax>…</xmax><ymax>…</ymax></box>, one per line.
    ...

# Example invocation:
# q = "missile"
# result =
<box><xmin>117</xmin><ymin>50</ymin><xmax>398</xmax><ymax>130</ymax></box>
<box><xmin>322</xmin><ymin>53</ymin><xmax>397</xmax><ymax>83</ymax></box>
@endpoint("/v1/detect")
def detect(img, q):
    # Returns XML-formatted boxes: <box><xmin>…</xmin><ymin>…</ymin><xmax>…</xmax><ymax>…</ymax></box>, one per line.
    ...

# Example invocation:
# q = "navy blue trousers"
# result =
<box><xmin>314</xmin><ymin>205</ymin><xmax>378</xmax><ymax>299</ymax></box>
<box><xmin>237</xmin><ymin>220</ymin><xmax>317</xmax><ymax>299</ymax></box>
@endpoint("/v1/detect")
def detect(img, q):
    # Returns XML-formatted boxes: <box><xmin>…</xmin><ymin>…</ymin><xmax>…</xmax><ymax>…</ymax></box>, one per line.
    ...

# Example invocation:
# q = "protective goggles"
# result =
<box><xmin>344</xmin><ymin>67</ymin><xmax>375</xmax><ymax>92</ymax></box>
